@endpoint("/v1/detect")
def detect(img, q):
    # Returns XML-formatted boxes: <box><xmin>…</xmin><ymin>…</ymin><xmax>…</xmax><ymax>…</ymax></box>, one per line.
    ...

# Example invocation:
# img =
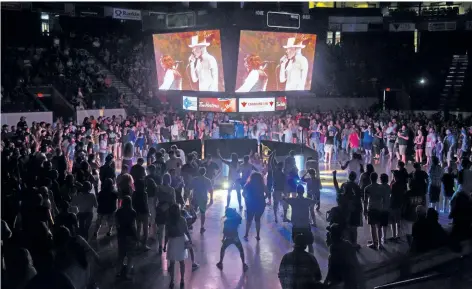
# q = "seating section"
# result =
<box><xmin>1</xmin><ymin>48</ymin><xmax>45</xmax><ymax>112</ymax></box>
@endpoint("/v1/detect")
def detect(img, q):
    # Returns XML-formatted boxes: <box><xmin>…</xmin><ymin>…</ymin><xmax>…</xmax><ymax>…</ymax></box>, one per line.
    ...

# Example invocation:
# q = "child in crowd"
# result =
<box><xmin>216</xmin><ymin>208</ymin><xmax>248</xmax><ymax>272</ymax></box>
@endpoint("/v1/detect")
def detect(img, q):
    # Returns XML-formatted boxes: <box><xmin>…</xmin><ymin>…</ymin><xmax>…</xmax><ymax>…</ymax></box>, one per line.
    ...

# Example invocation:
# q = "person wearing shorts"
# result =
<box><xmin>397</xmin><ymin>125</ymin><xmax>409</xmax><ymax>164</ymax></box>
<box><xmin>364</xmin><ymin>173</ymin><xmax>391</xmax><ymax>250</ymax></box>
<box><xmin>284</xmin><ymin>185</ymin><xmax>316</xmax><ymax>253</ymax></box>
<box><xmin>189</xmin><ymin>167</ymin><xmax>213</xmax><ymax>234</ymax></box>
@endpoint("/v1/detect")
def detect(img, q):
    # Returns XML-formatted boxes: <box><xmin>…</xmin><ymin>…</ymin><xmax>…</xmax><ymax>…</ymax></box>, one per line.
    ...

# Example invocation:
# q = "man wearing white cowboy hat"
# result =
<box><xmin>279</xmin><ymin>36</ymin><xmax>309</xmax><ymax>91</ymax></box>
<box><xmin>188</xmin><ymin>34</ymin><xmax>219</xmax><ymax>91</ymax></box>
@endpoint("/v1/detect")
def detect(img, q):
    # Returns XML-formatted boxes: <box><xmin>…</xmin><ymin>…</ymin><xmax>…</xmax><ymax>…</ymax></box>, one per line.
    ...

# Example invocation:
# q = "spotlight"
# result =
<box><xmin>419</xmin><ymin>78</ymin><xmax>426</xmax><ymax>84</ymax></box>
<box><xmin>222</xmin><ymin>181</ymin><xmax>229</xmax><ymax>189</ymax></box>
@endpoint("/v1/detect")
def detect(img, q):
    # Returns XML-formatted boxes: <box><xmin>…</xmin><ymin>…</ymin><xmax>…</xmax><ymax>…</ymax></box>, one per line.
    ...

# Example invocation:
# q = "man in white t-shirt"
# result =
<box><xmin>284</xmin><ymin>185</ymin><xmax>316</xmax><ymax>253</ymax></box>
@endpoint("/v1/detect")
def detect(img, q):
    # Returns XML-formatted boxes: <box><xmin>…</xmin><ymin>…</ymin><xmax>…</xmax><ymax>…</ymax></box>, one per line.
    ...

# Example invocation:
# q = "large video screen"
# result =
<box><xmin>199</xmin><ymin>98</ymin><xmax>237</xmax><ymax>113</ymax></box>
<box><xmin>235</xmin><ymin>31</ymin><xmax>316</xmax><ymax>92</ymax></box>
<box><xmin>238</xmin><ymin>97</ymin><xmax>275</xmax><ymax>112</ymax></box>
<box><xmin>153</xmin><ymin>30</ymin><xmax>225</xmax><ymax>92</ymax></box>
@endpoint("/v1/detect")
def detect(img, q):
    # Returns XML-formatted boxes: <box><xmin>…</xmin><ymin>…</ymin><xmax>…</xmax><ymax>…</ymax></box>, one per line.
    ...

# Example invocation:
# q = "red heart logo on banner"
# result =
<box><xmin>242</xmin><ymin>102</ymin><xmax>247</xmax><ymax>107</ymax></box>
<box><xmin>269</xmin><ymin>101</ymin><xmax>274</xmax><ymax>106</ymax></box>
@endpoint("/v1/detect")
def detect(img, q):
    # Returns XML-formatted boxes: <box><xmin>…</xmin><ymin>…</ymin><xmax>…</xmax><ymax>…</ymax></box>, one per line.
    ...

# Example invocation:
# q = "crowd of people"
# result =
<box><xmin>2</xmin><ymin>106</ymin><xmax>472</xmax><ymax>289</ymax></box>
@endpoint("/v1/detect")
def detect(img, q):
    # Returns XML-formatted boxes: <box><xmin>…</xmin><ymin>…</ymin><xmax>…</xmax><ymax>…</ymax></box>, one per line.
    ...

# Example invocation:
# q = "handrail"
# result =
<box><xmin>374</xmin><ymin>273</ymin><xmax>444</xmax><ymax>289</ymax></box>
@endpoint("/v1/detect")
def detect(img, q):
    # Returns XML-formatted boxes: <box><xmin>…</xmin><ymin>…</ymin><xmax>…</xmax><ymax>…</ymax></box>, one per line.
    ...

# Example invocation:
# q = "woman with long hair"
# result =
<box><xmin>159</xmin><ymin>55</ymin><xmax>182</xmax><ymax>91</ymax></box>
<box><xmin>236</xmin><ymin>54</ymin><xmax>268</xmax><ymax>92</ymax></box>
<box><xmin>165</xmin><ymin>204</ymin><xmax>192</xmax><ymax>288</ymax></box>
<box><xmin>243</xmin><ymin>172</ymin><xmax>267</xmax><ymax>241</ymax></box>
<box><xmin>155</xmin><ymin>174</ymin><xmax>176</xmax><ymax>254</ymax></box>
<box><xmin>217</xmin><ymin>149</ymin><xmax>243</xmax><ymax>209</ymax></box>
<box><xmin>117</xmin><ymin>173</ymin><xmax>134</xmax><ymax>201</ymax></box>
<box><xmin>415</xmin><ymin>129</ymin><xmax>425</xmax><ymax>164</ymax></box>
<box><xmin>122</xmin><ymin>142</ymin><xmax>134</xmax><ymax>170</ymax></box>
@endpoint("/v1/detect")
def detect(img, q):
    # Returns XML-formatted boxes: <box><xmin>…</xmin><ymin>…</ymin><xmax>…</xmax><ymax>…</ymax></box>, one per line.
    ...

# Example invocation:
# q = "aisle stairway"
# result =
<box><xmin>87</xmin><ymin>52</ymin><xmax>155</xmax><ymax>116</ymax></box>
<box><xmin>439</xmin><ymin>54</ymin><xmax>468</xmax><ymax>111</ymax></box>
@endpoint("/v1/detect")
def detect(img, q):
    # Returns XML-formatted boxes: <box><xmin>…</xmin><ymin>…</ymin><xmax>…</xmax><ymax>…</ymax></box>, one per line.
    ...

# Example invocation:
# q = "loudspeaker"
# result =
<box><xmin>220</xmin><ymin>123</ymin><xmax>235</xmax><ymax>136</ymax></box>
<box><xmin>299</xmin><ymin>118</ymin><xmax>310</xmax><ymax>129</ymax></box>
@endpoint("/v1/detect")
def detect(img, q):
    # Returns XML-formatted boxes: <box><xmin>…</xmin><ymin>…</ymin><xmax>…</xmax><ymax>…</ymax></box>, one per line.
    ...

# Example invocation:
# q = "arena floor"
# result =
<box><xmin>93</xmin><ymin>155</ymin><xmax>451</xmax><ymax>289</ymax></box>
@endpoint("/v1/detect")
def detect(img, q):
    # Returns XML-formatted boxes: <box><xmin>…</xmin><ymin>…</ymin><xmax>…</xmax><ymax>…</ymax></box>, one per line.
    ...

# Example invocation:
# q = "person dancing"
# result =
<box><xmin>216</xmin><ymin>208</ymin><xmax>248</xmax><ymax>272</ymax></box>
<box><xmin>189</xmin><ymin>167</ymin><xmax>213</xmax><ymax>235</ymax></box>
<box><xmin>217</xmin><ymin>149</ymin><xmax>243</xmax><ymax>210</ymax></box>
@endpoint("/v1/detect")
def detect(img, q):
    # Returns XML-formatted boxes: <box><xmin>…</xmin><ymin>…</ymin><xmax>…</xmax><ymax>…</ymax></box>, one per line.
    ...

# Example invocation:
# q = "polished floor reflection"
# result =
<box><xmin>95</xmin><ymin>156</ymin><xmax>450</xmax><ymax>289</ymax></box>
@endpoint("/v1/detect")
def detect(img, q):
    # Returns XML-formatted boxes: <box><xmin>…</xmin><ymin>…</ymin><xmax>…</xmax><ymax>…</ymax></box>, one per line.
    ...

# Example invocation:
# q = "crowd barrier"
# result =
<box><xmin>204</xmin><ymin>138</ymin><xmax>258</xmax><ymax>159</ymax></box>
<box><xmin>156</xmin><ymin>139</ymin><xmax>202</xmax><ymax>156</ymax></box>
<box><xmin>1</xmin><ymin>111</ymin><xmax>53</xmax><ymax>126</ymax></box>
<box><xmin>260</xmin><ymin>140</ymin><xmax>318</xmax><ymax>159</ymax></box>
<box><xmin>76</xmin><ymin>108</ymin><xmax>127</xmax><ymax>123</ymax></box>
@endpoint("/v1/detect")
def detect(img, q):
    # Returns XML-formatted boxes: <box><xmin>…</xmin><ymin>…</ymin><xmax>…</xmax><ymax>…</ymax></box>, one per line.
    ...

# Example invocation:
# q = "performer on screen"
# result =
<box><xmin>159</xmin><ymin>55</ymin><xmax>183</xmax><ymax>90</ymax></box>
<box><xmin>235</xmin><ymin>54</ymin><xmax>268</xmax><ymax>93</ymax></box>
<box><xmin>279</xmin><ymin>35</ymin><xmax>309</xmax><ymax>91</ymax></box>
<box><xmin>188</xmin><ymin>32</ymin><xmax>219</xmax><ymax>91</ymax></box>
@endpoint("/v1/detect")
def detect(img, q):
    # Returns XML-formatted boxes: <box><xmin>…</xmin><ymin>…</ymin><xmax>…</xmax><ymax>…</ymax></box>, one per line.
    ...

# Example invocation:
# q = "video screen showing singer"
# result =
<box><xmin>235</xmin><ymin>31</ymin><xmax>316</xmax><ymax>92</ymax></box>
<box><xmin>153</xmin><ymin>30</ymin><xmax>225</xmax><ymax>92</ymax></box>
<box><xmin>279</xmin><ymin>36</ymin><xmax>309</xmax><ymax>91</ymax></box>
<box><xmin>235</xmin><ymin>54</ymin><xmax>268</xmax><ymax>93</ymax></box>
<box><xmin>188</xmin><ymin>32</ymin><xmax>218</xmax><ymax>91</ymax></box>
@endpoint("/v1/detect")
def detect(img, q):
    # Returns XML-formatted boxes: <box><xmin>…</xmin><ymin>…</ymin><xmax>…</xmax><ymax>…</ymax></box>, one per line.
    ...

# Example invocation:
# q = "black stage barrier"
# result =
<box><xmin>156</xmin><ymin>140</ymin><xmax>202</xmax><ymax>157</ymax></box>
<box><xmin>204</xmin><ymin>139</ymin><xmax>258</xmax><ymax>159</ymax></box>
<box><xmin>260</xmin><ymin>140</ymin><xmax>318</xmax><ymax>159</ymax></box>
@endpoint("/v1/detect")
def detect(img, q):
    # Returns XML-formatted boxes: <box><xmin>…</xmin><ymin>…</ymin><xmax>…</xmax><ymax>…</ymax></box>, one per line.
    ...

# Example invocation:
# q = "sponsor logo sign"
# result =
<box><xmin>389</xmin><ymin>23</ymin><xmax>415</xmax><ymax>32</ymax></box>
<box><xmin>238</xmin><ymin>97</ymin><xmax>275</xmax><ymax>112</ymax></box>
<box><xmin>182</xmin><ymin>96</ymin><xmax>197</xmax><ymax>111</ymax></box>
<box><xmin>199</xmin><ymin>98</ymin><xmax>237</xmax><ymax>113</ymax></box>
<box><xmin>276</xmin><ymin>96</ymin><xmax>287</xmax><ymax>111</ymax></box>
<box><xmin>113</xmin><ymin>8</ymin><xmax>142</xmax><ymax>21</ymax></box>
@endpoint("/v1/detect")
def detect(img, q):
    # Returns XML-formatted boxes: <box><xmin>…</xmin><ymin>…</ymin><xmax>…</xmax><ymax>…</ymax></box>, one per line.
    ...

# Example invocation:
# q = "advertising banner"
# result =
<box><xmin>389</xmin><ymin>23</ymin><xmax>415</xmax><ymax>32</ymax></box>
<box><xmin>198</xmin><ymin>98</ymin><xmax>237</xmax><ymax>113</ymax></box>
<box><xmin>276</xmin><ymin>96</ymin><xmax>287</xmax><ymax>111</ymax></box>
<box><xmin>238</xmin><ymin>97</ymin><xmax>275</xmax><ymax>112</ymax></box>
<box><xmin>182</xmin><ymin>96</ymin><xmax>198</xmax><ymax>111</ymax></box>
<box><xmin>112</xmin><ymin>8</ymin><xmax>142</xmax><ymax>21</ymax></box>
<box><xmin>427</xmin><ymin>22</ymin><xmax>456</xmax><ymax>32</ymax></box>
<box><xmin>1</xmin><ymin>112</ymin><xmax>53</xmax><ymax>126</ymax></box>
